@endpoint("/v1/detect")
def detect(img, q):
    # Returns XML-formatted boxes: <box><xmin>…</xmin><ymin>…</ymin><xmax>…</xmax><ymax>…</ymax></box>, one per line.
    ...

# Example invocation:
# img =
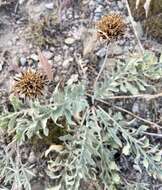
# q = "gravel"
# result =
<box><xmin>20</xmin><ymin>57</ymin><xmax>27</xmax><ymax>66</ymax></box>
<box><xmin>30</xmin><ymin>54</ymin><xmax>39</xmax><ymax>62</ymax></box>
<box><xmin>64</xmin><ymin>37</ymin><xmax>76</xmax><ymax>45</ymax></box>
<box><xmin>45</xmin><ymin>2</ymin><xmax>54</xmax><ymax>10</ymax></box>
<box><xmin>42</xmin><ymin>51</ymin><xmax>53</xmax><ymax>60</ymax></box>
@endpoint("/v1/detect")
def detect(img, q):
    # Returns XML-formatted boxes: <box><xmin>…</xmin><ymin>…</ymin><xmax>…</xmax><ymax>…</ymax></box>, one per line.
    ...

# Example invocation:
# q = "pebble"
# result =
<box><xmin>96</xmin><ymin>47</ymin><xmax>106</xmax><ymax>58</ymax></box>
<box><xmin>67</xmin><ymin>74</ymin><xmax>78</xmax><ymax>85</ymax></box>
<box><xmin>45</xmin><ymin>2</ymin><xmax>54</xmax><ymax>10</ymax></box>
<box><xmin>74</xmin><ymin>14</ymin><xmax>80</xmax><ymax>19</ymax></box>
<box><xmin>118</xmin><ymin>39</ymin><xmax>126</xmax><ymax>46</ymax></box>
<box><xmin>65</xmin><ymin>37</ymin><xmax>76</xmax><ymax>45</ymax></box>
<box><xmin>94</xmin><ymin>5</ymin><xmax>103</xmax><ymax>13</ymax></box>
<box><xmin>55</xmin><ymin>75</ymin><xmax>60</xmax><ymax>82</ymax></box>
<box><xmin>89</xmin><ymin>0</ymin><xmax>96</xmax><ymax>10</ymax></box>
<box><xmin>19</xmin><ymin>0</ymin><xmax>25</xmax><ymax>4</ymax></box>
<box><xmin>94</xmin><ymin>13</ymin><xmax>102</xmax><ymax>21</ymax></box>
<box><xmin>117</xmin><ymin>1</ymin><xmax>124</xmax><ymax>10</ymax></box>
<box><xmin>132</xmin><ymin>101</ymin><xmax>140</xmax><ymax>113</ymax></box>
<box><xmin>63</xmin><ymin>45</ymin><xmax>69</xmax><ymax>50</ymax></box>
<box><xmin>54</xmin><ymin>55</ymin><xmax>62</xmax><ymax>62</ymax></box>
<box><xmin>0</xmin><ymin>64</ymin><xmax>3</xmax><ymax>71</ymax></box>
<box><xmin>19</xmin><ymin>57</ymin><xmax>27</xmax><ymax>66</ymax></box>
<box><xmin>48</xmin><ymin>60</ymin><xmax>53</xmax><ymax>65</ymax></box>
<box><xmin>94</xmin><ymin>5</ymin><xmax>103</xmax><ymax>20</ymax></box>
<box><xmin>50</xmin><ymin>47</ymin><xmax>55</xmax><ymax>52</ymax></box>
<box><xmin>30</xmin><ymin>54</ymin><xmax>39</xmax><ymax>61</ymax></box>
<box><xmin>42</xmin><ymin>51</ymin><xmax>53</xmax><ymax>60</ymax></box>
<box><xmin>96</xmin><ymin>0</ymin><xmax>104</xmax><ymax>4</ymax></box>
<box><xmin>28</xmin><ymin>151</ymin><xmax>36</xmax><ymax>164</ymax></box>
<box><xmin>62</xmin><ymin>57</ymin><xmax>73</xmax><ymax>69</ymax></box>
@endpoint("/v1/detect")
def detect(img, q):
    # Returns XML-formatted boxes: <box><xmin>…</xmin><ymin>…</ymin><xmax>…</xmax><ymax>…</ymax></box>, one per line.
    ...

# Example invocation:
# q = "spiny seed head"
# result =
<box><xmin>13</xmin><ymin>69</ymin><xmax>47</xmax><ymax>99</ymax></box>
<box><xmin>96</xmin><ymin>13</ymin><xmax>125</xmax><ymax>40</ymax></box>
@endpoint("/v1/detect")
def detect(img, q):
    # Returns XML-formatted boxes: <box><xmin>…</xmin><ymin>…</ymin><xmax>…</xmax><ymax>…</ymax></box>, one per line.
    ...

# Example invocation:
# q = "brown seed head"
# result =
<box><xmin>13</xmin><ymin>69</ymin><xmax>47</xmax><ymax>99</ymax></box>
<box><xmin>96</xmin><ymin>13</ymin><xmax>125</xmax><ymax>40</ymax></box>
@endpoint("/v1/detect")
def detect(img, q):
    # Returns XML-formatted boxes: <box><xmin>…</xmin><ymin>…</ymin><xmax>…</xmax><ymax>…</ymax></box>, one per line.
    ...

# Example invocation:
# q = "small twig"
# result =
<box><xmin>91</xmin><ymin>106</ymin><xmax>100</xmax><ymax>129</ymax></box>
<box><xmin>86</xmin><ymin>93</ymin><xmax>161</xmax><ymax>129</ymax></box>
<box><xmin>97</xmin><ymin>29</ymin><xmax>111</xmax><ymax>41</ymax></box>
<box><xmin>142</xmin><ymin>131</ymin><xmax>162</xmax><ymax>138</ymax></box>
<box><xmin>125</xmin><ymin>0</ymin><xmax>145</xmax><ymax>55</ymax></box>
<box><xmin>101</xmin><ymin>92</ymin><xmax>162</xmax><ymax>100</ymax></box>
<box><xmin>14</xmin><ymin>1</ymin><xmax>19</xmax><ymax>13</ymax></box>
<box><xmin>114</xmin><ymin>104</ymin><xmax>161</xmax><ymax>129</ymax></box>
<box><xmin>80</xmin><ymin>107</ymin><xmax>89</xmax><ymax>127</ymax></box>
<box><xmin>93</xmin><ymin>43</ymin><xmax>109</xmax><ymax>89</ymax></box>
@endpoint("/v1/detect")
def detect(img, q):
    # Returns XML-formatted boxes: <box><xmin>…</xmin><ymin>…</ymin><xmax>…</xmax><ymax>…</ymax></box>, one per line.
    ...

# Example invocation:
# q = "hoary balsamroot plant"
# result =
<box><xmin>13</xmin><ymin>69</ymin><xmax>47</xmax><ymax>99</ymax></box>
<box><xmin>96</xmin><ymin>13</ymin><xmax>125</xmax><ymax>40</ymax></box>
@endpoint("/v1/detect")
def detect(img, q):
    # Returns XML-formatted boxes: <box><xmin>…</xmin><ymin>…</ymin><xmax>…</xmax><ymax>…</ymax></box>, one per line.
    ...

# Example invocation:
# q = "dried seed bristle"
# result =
<box><xmin>13</xmin><ymin>69</ymin><xmax>47</xmax><ymax>99</ymax></box>
<box><xmin>96</xmin><ymin>13</ymin><xmax>125</xmax><ymax>40</ymax></box>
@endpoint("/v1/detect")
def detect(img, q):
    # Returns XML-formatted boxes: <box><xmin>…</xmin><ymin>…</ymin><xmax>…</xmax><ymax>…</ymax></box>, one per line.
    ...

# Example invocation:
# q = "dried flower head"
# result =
<box><xmin>13</xmin><ymin>69</ymin><xmax>47</xmax><ymax>98</ymax></box>
<box><xmin>96</xmin><ymin>13</ymin><xmax>125</xmax><ymax>40</ymax></box>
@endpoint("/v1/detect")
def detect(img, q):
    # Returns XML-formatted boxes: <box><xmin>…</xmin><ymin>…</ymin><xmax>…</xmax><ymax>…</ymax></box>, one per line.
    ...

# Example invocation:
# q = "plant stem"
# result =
<box><xmin>125</xmin><ymin>0</ymin><xmax>145</xmax><ymax>55</ymax></box>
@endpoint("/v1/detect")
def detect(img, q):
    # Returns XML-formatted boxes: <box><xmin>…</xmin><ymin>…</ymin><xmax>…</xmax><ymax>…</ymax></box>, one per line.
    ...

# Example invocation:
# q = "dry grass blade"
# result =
<box><xmin>135</xmin><ymin>0</ymin><xmax>152</xmax><ymax>17</ymax></box>
<box><xmin>38</xmin><ymin>50</ymin><xmax>53</xmax><ymax>81</ymax></box>
<box><xmin>136</xmin><ymin>0</ymin><xmax>140</xmax><ymax>9</ymax></box>
<box><xmin>125</xmin><ymin>0</ymin><xmax>144</xmax><ymax>55</ymax></box>
<box><xmin>144</xmin><ymin>0</ymin><xmax>152</xmax><ymax>17</ymax></box>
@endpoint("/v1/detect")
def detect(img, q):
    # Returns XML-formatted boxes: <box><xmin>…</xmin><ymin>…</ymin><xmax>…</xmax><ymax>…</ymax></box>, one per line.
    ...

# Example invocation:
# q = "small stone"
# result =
<box><xmin>74</xmin><ymin>14</ymin><xmax>79</xmax><ymax>19</ymax></box>
<box><xmin>63</xmin><ymin>45</ymin><xmax>69</xmax><ymax>50</ymax></box>
<box><xmin>55</xmin><ymin>75</ymin><xmax>60</xmax><ymax>82</ymax></box>
<box><xmin>62</xmin><ymin>57</ymin><xmax>73</xmax><ymax>69</ymax></box>
<box><xmin>96</xmin><ymin>0</ymin><xmax>104</xmax><ymax>4</ymax></box>
<box><xmin>117</xmin><ymin>1</ymin><xmax>124</xmax><ymax>9</ymax></box>
<box><xmin>89</xmin><ymin>0</ymin><xmax>96</xmax><ymax>10</ymax></box>
<box><xmin>94</xmin><ymin>5</ymin><xmax>103</xmax><ymax>13</ymax></box>
<box><xmin>42</xmin><ymin>51</ymin><xmax>53</xmax><ymax>60</ymax></box>
<box><xmin>94</xmin><ymin>14</ymin><xmax>101</xmax><ymax>21</ymax></box>
<box><xmin>0</xmin><ymin>64</ymin><xmax>3</xmax><ymax>71</ymax></box>
<box><xmin>48</xmin><ymin>60</ymin><xmax>53</xmax><ymax>65</ymax></box>
<box><xmin>96</xmin><ymin>47</ymin><xmax>106</xmax><ymax>58</ymax></box>
<box><xmin>28</xmin><ymin>151</ymin><xmax>36</xmax><ymax>164</ymax></box>
<box><xmin>54</xmin><ymin>55</ymin><xmax>62</xmax><ymax>62</ymax></box>
<box><xmin>132</xmin><ymin>101</ymin><xmax>140</xmax><ymax>113</ymax></box>
<box><xmin>65</xmin><ymin>37</ymin><xmax>76</xmax><ymax>45</ymax></box>
<box><xmin>19</xmin><ymin>0</ymin><xmax>25</xmax><ymax>4</ymax></box>
<box><xmin>67</xmin><ymin>74</ymin><xmax>78</xmax><ymax>85</ymax></box>
<box><xmin>118</xmin><ymin>39</ymin><xmax>125</xmax><ymax>46</ymax></box>
<box><xmin>50</xmin><ymin>47</ymin><xmax>55</xmax><ymax>52</ymax></box>
<box><xmin>45</xmin><ymin>2</ymin><xmax>54</xmax><ymax>10</ymax></box>
<box><xmin>19</xmin><ymin>57</ymin><xmax>27</xmax><ymax>66</ymax></box>
<box><xmin>30</xmin><ymin>54</ymin><xmax>39</xmax><ymax>61</ymax></box>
